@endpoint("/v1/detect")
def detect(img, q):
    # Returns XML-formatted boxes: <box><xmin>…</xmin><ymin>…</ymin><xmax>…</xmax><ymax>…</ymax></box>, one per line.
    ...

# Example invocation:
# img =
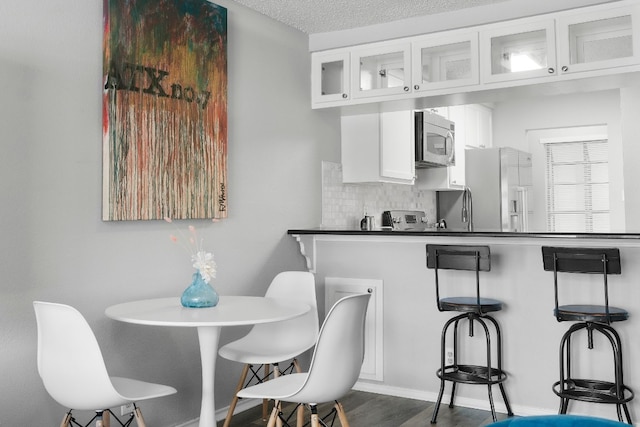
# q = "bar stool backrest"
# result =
<box><xmin>427</xmin><ymin>245</ymin><xmax>491</xmax><ymax>271</ymax></box>
<box><xmin>542</xmin><ymin>246</ymin><xmax>621</xmax><ymax>275</ymax></box>
<box><xmin>426</xmin><ymin>244</ymin><xmax>491</xmax><ymax>312</ymax></box>
<box><xmin>541</xmin><ymin>246</ymin><xmax>621</xmax><ymax>324</ymax></box>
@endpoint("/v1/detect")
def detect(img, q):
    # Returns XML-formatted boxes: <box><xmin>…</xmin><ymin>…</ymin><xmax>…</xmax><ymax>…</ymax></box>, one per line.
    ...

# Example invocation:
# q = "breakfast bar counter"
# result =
<box><xmin>288</xmin><ymin>228</ymin><xmax>640</xmax><ymax>240</ymax></box>
<box><xmin>287</xmin><ymin>229</ymin><xmax>640</xmax><ymax>421</ymax></box>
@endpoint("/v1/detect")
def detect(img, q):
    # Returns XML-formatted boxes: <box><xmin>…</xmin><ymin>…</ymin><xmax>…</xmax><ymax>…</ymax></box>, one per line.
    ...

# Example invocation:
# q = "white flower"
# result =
<box><xmin>192</xmin><ymin>251</ymin><xmax>217</xmax><ymax>283</ymax></box>
<box><xmin>165</xmin><ymin>217</ymin><xmax>219</xmax><ymax>284</ymax></box>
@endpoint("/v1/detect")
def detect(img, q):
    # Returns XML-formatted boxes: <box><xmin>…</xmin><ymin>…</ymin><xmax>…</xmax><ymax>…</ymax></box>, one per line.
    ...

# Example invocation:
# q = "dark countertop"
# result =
<box><xmin>287</xmin><ymin>228</ymin><xmax>640</xmax><ymax>240</ymax></box>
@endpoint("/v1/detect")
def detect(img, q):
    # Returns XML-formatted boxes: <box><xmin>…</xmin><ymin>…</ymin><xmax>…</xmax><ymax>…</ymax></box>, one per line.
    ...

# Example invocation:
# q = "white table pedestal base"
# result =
<box><xmin>197</xmin><ymin>326</ymin><xmax>221</xmax><ymax>427</ymax></box>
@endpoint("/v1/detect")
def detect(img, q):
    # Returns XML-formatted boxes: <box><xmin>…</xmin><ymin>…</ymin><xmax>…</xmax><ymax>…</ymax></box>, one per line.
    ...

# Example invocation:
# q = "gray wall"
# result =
<box><xmin>0</xmin><ymin>0</ymin><xmax>340</xmax><ymax>425</ymax></box>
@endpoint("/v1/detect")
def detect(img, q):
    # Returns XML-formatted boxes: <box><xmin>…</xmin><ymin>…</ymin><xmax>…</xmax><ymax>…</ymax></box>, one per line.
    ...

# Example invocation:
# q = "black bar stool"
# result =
<box><xmin>541</xmin><ymin>246</ymin><xmax>634</xmax><ymax>424</ymax></box>
<box><xmin>426</xmin><ymin>244</ymin><xmax>513</xmax><ymax>423</ymax></box>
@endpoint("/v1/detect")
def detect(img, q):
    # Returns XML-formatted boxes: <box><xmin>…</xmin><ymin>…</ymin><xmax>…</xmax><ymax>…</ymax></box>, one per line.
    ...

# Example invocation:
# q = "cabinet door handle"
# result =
<box><xmin>561</xmin><ymin>66</ymin><xmax>569</xmax><ymax>72</ymax></box>
<box><xmin>414</xmin><ymin>84</ymin><xmax>420</xmax><ymax>90</ymax></box>
<box><xmin>404</xmin><ymin>86</ymin><xmax>409</xmax><ymax>92</ymax></box>
<box><xmin>548</xmin><ymin>67</ymin><xmax>555</xmax><ymax>74</ymax></box>
<box><xmin>342</xmin><ymin>93</ymin><xmax>348</xmax><ymax>99</ymax></box>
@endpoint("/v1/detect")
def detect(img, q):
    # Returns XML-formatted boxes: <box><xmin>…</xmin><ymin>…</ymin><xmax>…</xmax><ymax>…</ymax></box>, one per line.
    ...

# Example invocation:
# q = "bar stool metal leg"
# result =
<box><xmin>430</xmin><ymin>312</ymin><xmax>511</xmax><ymax>424</ymax></box>
<box><xmin>554</xmin><ymin>322</ymin><xmax>633</xmax><ymax>424</ymax></box>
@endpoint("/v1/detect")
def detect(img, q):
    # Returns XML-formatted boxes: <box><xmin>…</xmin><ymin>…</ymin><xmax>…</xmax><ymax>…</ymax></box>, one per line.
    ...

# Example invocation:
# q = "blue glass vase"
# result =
<box><xmin>181</xmin><ymin>270</ymin><xmax>219</xmax><ymax>308</ymax></box>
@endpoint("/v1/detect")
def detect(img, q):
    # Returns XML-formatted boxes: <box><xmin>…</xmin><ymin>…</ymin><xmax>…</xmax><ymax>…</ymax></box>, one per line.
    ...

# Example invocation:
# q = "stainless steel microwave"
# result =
<box><xmin>415</xmin><ymin>110</ymin><xmax>455</xmax><ymax>168</ymax></box>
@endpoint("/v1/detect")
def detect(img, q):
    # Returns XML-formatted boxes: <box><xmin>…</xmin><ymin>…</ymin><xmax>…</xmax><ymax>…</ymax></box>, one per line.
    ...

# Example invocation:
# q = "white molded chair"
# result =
<box><xmin>33</xmin><ymin>301</ymin><xmax>177</xmax><ymax>427</ymax></box>
<box><xmin>218</xmin><ymin>271</ymin><xmax>319</xmax><ymax>427</ymax></box>
<box><xmin>236</xmin><ymin>292</ymin><xmax>371</xmax><ymax>427</ymax></box>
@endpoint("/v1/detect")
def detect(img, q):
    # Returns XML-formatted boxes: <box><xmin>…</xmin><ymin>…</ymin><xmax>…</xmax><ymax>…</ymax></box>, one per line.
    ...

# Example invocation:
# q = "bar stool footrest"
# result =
<box><xmin>553</xmin><ymin>379</ymin><xmax>634</xmax><ymax>404</ymax></box>
<box><xmin>437</xmin><ymin>364</ymin><xmax>508</xmax><ymax>385</ymax></box>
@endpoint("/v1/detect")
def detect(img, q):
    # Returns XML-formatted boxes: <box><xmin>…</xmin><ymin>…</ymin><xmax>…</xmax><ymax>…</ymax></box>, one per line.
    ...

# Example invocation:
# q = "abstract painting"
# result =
<box><xmin>102</xmin><ymin>0</ymin><xmax>227</xmax><ymax>221</ymax></box>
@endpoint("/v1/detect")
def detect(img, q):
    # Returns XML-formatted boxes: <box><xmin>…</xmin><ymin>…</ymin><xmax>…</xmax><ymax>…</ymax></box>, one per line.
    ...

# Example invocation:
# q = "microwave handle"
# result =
<box><xmin>446</xmin><ymin>131</ymin><xmax>455</xmax><ymax>163</ymax></box>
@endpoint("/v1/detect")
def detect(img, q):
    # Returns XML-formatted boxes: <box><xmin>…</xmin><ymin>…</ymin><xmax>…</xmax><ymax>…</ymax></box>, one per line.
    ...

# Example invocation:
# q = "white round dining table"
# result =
<box><xmin>105</xmin><ymin>296</ymin><xmax>310</xmax><ymax>427</ymax></box>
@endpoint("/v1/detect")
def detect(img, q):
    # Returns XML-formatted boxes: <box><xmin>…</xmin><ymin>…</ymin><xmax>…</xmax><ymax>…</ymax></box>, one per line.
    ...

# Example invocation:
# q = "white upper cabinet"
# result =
<box><xmin>380</xmin><ymin>110</ymin><xmax>415</xmax><ymax>182</ymax></box>
<box><xmin>556</xmin><ymin>4</ymin><xmax>640</xmax><ymax>74</ymax></box>
<box><xmin>463</xmin><ymin>104</ymin><xmax>492</xmax><ymax>149</ymax></box>
<box><xmin>480</xmin><ymin>18</ymin><xmax>557</xmax><ymax>83</ymax></box>
<box><xmin>341</xmin><ymin>110</ymin><xmax>415</xmax><ymax>184</ymax></box>
<box><xmin>310</xmin><ymin>0</ymin><xmax>640</xmax><ymax>109</ymax></box>
<box><xmin>411</xmin><ymin>31</ymin><xmax>479</xmax><ymax>93</ymax></box>
<box><xmin>351</xmin><ymin>42</ymin><xmax>412</xmax><ymax>99</ymax></box>
<box><xmin>311</xmin><ymin>52</ymin><xmax>350</xmax><ymax>104</ymax></box>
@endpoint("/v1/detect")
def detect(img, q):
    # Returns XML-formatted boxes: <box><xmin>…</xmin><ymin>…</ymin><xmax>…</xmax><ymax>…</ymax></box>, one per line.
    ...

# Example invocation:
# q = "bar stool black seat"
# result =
<box><xmin>426</xmin><ymin>244</ymin><xmax>513</xmax><ymax>424</ymax></box>
<box><xmin>541</xmin><ymin>246</ymin><xmax>634</xmax><ymax>424</ymax></box>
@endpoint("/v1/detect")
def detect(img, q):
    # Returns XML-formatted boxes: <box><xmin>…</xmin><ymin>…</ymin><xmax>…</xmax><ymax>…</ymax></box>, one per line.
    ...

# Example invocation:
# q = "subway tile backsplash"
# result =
<box><xmin>321</xmin><ymin>161</ymin><xmax>437</xmax><ymax>229</ymax></box>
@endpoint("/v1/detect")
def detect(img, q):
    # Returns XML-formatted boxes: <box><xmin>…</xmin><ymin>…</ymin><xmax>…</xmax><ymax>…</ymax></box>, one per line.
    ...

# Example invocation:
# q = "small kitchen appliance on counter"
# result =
<box><xmin>382</xmin><ymin>210</ymin><xmax>429</xmax><ymax>231</ymax></box>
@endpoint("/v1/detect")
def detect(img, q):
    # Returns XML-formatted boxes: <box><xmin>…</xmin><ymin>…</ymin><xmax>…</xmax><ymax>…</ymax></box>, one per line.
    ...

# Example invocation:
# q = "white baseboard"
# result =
<box><xmin>352</xmin><ymin>380</ymin><xmax>552</xmax><ymax>418</ymax></box>
<box><xmin>172</xmin><ymin>398</ymin><xmax>262</xmax><ymax>427</ymax></box>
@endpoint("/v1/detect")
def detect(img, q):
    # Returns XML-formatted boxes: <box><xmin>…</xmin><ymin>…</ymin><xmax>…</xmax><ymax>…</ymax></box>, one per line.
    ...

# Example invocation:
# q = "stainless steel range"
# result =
<box><xmin>382</xmin><ymin>210</ymin><xmax>428</xmax><ymax>231</ymax></box>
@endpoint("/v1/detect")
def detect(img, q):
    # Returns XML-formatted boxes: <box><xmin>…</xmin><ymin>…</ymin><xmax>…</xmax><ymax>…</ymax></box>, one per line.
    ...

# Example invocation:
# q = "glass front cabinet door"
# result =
<box><xmin>556</xmin><ymin>5</ymin><xmax>640</xmax><ymax>75</ymax></box>
<box><xmin>311</xmin><ymin>52</ymin><xmax>350</xmax><ymax>105</ymax></box>
<box><xmin>411</xmin><ymin>31</ymin><xmax>479</xmax><ymax>93</ymax></box>
<box><xmin>351</xmin><ymin>43</ymin><xmax>411</xmax><ymax>99</ymax></box>
<box><xmin>480</xmin><ymin>19</ymin><xmax>557</xmax><ymax>83</ymax></box>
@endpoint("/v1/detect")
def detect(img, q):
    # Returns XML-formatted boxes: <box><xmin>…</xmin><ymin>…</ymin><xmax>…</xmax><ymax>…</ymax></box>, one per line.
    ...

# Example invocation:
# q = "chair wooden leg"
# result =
<box><xmin>293</xmin><ymin>358</ymin><xmax>302</xmax><ymax>373</ymax></box>
<box><xmin>296</xmin><ymin>404</ymin><xmax>305</xmax><ymax>427</ymax></box>
<box><xmin>267</xmin><ymin>401</ymin><xmax>280</xmax><ymax>427</ymax></box>
<box><xmin>134</xmin><ymin>407</ymin><xmax>147</xmax><ymax>427</ymax></box>
<box><xmin>103</xmin><ymin>410</ymin><xmax>110</xmax><ymax>427</ymax></box>
<box><xmin>310</xmin><ymin>405</ymin><xmax>321</xmax><ymax>427</ymax></box>
<box><xmin>335</xmin><ymin>401</ymin><xmax>350</xmax><ymax>427</ymax></box>
<box><xmin>224</xmin><ymin>364</ymin><xmax>250</xmax><ymax>427</ymax></box>
<box><xmin>273</xmin><ymin>365</ymin><xmax>283</xmax><ymax>427</ymax></box>
<box><xmin>60</xmin><ymin>411</ymin><xmax>72</xmax><ymax>427</ymax></box>
<box><xmin>263</xmin><ymin>364</ymin><xmax>271</xmax><ymax>421</ymax></box>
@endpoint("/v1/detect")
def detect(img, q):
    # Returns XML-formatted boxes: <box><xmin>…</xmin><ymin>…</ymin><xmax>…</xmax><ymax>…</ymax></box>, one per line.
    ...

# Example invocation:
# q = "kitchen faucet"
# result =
<box><xmin>462</xmin><ymin>187</ymin><xmax>473</xmax><ymax>232</ymax></box>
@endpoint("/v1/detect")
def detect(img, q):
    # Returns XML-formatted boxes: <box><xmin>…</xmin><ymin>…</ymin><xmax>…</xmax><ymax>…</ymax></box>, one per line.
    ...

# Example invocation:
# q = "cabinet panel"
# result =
<box><xmin>480</xmin><ymin>19</ymin><xmax>557</xmax><ymax>83</ymax></box>
<box><xmin>380</xmin><ymin>111</ymin><xmax>415</xmax><ymax>181</ymax></box>
<box><xmin>464</xmin><ymin>104</ymin><xmax>493</xmax><ymax>149</ymax></box>
<box><xmin>352</xmin><ymin>43</ymin><xmax>412</xmax><ymax>99</ymax></box>
<box><xmin>341</xmin><ymin>113</ymin><xmax>381</xmax><ymax>183</ymax></box>
<box><xmin>412</xmin><ymin>32</ymin><xmax>479</xmax><ymax>92</ymax></box>
<box><xmin>447</xmin><ymin>105</ymin><xmax>466</xmax><ymax>186</ymax></box>
<box><xmin>341</xmin><ymin>112</ymin><xmax>414</xmax><ymax>184</ymax></box>
<box><xmin>557</xmin><ymin>5</ymin><xmax>640</xmax><ymax>74</ymax></box>
<box><xmin>312</xmin><ymin>52</ymin><xmax>350</xmax><ymax>104</ymax></box>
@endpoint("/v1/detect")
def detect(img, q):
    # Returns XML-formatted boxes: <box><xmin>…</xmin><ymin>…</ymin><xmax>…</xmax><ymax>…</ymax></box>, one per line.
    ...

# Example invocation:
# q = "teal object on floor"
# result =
<box><xmin>488</xmin><ymin>415</ymin><xmax>628</xmax><ymax>426</ymax></box>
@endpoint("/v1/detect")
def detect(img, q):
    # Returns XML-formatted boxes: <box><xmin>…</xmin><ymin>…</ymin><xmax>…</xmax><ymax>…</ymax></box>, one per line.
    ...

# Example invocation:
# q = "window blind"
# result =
<box><xmin>544</xmin><ymin>140</ymin><xmax>609</xmax><ymax>232</ymax></box>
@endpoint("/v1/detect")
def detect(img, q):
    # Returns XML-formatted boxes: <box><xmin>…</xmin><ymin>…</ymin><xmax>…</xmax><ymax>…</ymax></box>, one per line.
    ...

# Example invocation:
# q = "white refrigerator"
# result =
<box><xmin>437</xmin><ymin>147</ymin><xmax>532</xmax><ymax>232</ymax></box>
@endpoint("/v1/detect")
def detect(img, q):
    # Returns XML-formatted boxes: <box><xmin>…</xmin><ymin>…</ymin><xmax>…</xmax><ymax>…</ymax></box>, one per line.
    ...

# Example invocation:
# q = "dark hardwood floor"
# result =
<box><xmin>218</xmin><ymin>390</ymin><xmax>511</xmax><ymax>427</ymax></box>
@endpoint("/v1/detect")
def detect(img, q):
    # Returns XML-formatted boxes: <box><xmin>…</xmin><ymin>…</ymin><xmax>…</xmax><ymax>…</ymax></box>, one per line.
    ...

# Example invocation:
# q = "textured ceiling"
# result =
<box><xmin>228</xmin><ymin>0</ymin><xmax>510</xmax><ymax>34</ymax></box>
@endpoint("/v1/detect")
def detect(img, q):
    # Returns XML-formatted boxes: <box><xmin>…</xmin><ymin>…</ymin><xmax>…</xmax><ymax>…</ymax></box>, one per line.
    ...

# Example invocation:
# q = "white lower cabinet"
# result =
<box><xmin>341</xmin><ymin>110</ymin><xmax>415</xmax><ymax>184</ymax></box>
<box><xmin>324</xmin><ymin>277</ymin><xmax>383</xmax><ymax>381</ymax></box>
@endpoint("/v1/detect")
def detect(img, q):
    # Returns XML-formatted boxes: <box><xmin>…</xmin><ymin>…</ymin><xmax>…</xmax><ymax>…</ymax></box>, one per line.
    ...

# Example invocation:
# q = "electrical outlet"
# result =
<box><xmin>445</xmin><ymin>347</ymin><xmax>454</xmax><ymax>366</ymax></box>
<box><xmin>121</xmin><ymin>403</ymin><xmax>135</xmax><ymax>416</ymax></box>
